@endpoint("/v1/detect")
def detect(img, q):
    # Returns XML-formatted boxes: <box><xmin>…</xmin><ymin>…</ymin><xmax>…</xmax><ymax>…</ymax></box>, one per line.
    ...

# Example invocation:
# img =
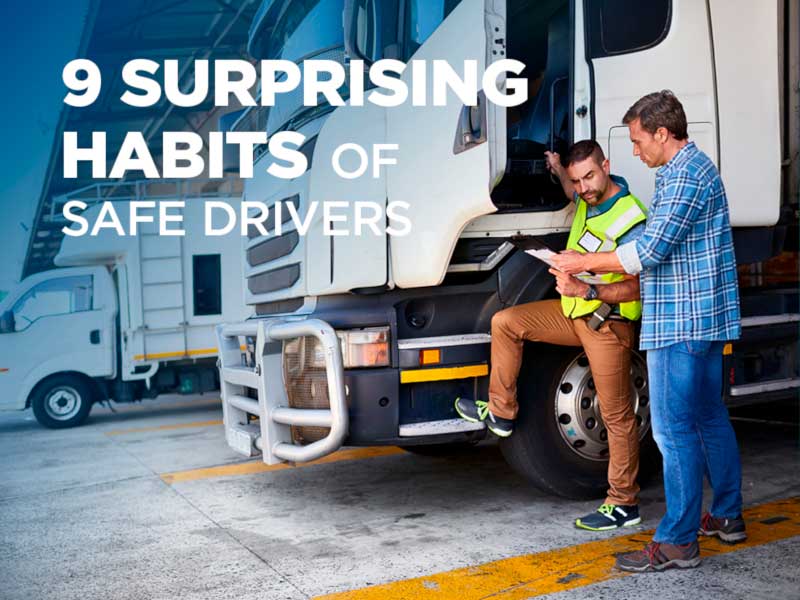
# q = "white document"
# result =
<box><xmin>523</xmin><ymin>247</ymin><xmax>608</xmax><ymax>285</ymax></box>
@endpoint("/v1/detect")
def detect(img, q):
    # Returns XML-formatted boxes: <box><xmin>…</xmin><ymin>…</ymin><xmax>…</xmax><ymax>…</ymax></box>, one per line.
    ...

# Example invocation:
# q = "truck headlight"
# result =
<box><xmin>283</xmin><ymin>327</ymin><xmax>390</xmax><ymax>370</ymax></box>
<box><xmin>337</xmin><ymin>327</ymin><xmax>390</xmax><ymax>368</ymax></box>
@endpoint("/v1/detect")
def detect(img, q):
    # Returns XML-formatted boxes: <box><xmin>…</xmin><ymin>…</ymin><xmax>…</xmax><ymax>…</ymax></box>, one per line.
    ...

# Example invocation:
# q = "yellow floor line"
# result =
<box><xmin>104</xmin><ymin>420</ymin><xmax>224</xmax><ymax>436</ymax></box>
<box><xmin>315</xmin><ymin>497</ymin><xmax>800</xmax><ymax>600</ymax></box>
<box><xmin>161</xmin><ymin>446</ymin><xmax>408</xmax><ymax>485</ymax></box>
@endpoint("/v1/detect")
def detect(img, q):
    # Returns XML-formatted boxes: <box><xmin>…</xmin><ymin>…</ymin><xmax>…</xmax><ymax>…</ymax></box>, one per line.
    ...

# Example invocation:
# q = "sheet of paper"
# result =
<box><xmin>573</xmin><ymin>272</ymin><xmax>608</xmax><ymax>285</ymax></box>
<box><xmin>524</xmin><ymin>248</ymin><xmax>608</xmax><ymax>285</ymax></box>
<box><xmin>524</xmin><ymin>247</ymin><xmax>560</xmax><ymax>267</ymax></box>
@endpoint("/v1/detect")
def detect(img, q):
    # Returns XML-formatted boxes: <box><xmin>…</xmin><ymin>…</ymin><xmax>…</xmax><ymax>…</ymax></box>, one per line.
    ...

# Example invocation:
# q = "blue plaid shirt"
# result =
<box><xmin>617</xmin><ymin>142</ymin><xmax>741</xmax><ymax>350</ymax></box>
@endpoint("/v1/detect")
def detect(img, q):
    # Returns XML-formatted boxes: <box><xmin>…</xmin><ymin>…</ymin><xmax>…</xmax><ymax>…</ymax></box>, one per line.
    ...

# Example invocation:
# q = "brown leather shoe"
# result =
<box><xmin>616</xmin><ymin>540</ymin><xmax>701</xmax><ymax>572</ymax></box>
<box><xmin>699</xmin><ymin>512</ymin><xmax>747</xmax><ymax>543</ymax></box>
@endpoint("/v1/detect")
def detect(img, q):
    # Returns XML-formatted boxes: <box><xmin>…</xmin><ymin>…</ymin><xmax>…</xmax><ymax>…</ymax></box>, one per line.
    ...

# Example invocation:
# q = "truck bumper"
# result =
<box><xmin>216</xmin><ymin>318</ymin><xmax>348</xmax><ymax>464</ymax></box>
<box><xmin>217</xmin><ymin>318</ymin><xmax>491</xmax><ymax>464</ymax></box>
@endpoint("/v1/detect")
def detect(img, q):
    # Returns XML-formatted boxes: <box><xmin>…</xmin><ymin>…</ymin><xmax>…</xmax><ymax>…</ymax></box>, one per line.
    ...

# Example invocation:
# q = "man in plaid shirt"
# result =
<box><xmin>553</xmin><ymin>91</ymin><xmax>744</xmax><ymax>572</ymax></box>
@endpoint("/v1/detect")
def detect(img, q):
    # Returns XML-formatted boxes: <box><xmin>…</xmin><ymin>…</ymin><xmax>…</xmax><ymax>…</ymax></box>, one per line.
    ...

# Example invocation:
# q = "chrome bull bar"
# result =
<box><xmin>215</xmin><ymin>318</ymin><xmax>348</xmax><ymax>464</ymax></box>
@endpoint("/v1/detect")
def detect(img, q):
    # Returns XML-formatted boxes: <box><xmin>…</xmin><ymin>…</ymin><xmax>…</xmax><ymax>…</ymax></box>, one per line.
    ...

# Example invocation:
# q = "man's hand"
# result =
<box><xmin>544</xmin><ymin>151</ymin><xmax>564</xmax><ymax>177</ymax></box>
<box><xmin>549</xmin><ymin>268</ymin><xmax>589</xmax><ymax>298</ymax></box>
<box><xmin>551</xmin><ymin>249</ymin><xmax>590</xmax><ymax>275</ymax></box>
<box><xmin>545</xmin><ymin>151</ymin><xmax>575</xmax><ymax>200</ymax></box>
<box><xmin>553</xmin><ymin>249</ymin><xmax>629</xmax><ymax>275</ymax></box>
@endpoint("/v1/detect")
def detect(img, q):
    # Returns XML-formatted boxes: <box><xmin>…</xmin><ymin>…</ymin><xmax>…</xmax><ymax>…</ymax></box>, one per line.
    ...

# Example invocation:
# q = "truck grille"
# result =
<box><xmin>283</xmin><ymin>336</ymin><xmax>332</xmax><ymax>444</ymax></box>
<box><xmin>248</xmin><ymin>264</ymin><xmax>301</xmax><ymax>294</ymax></box>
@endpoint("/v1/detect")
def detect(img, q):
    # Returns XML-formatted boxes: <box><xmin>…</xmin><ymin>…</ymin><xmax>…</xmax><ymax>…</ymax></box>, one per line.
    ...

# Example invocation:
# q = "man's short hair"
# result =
<box><xmin>564</xmin><ymin>139</ymin><xmax>606</xmax><ymax>167</ymax></box>
<box><xmin>623</xmin><ymin>90</ymin><xmax>689</xmax><ymax>140</ymax></box>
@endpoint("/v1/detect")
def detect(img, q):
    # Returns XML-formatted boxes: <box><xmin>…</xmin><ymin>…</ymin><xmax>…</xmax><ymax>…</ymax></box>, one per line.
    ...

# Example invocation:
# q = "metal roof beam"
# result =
<box><xmin>90</xmin><ymin>38</ymin><xmax>247</xmax><ymax>55</ymax></box>
<box><xmin>93</xmin><ymin>0</ymin><xmax>193</xmax><ymax>37</ymax></box>
<box><xmin>142</xmin><ymin>0</ymin><xmax>254</xmax><ymax>142</ymax></box>
<box><xmin>66</xmin><ymin>103</ymin><xmax>216</xmax><ymax>123</ymax></box>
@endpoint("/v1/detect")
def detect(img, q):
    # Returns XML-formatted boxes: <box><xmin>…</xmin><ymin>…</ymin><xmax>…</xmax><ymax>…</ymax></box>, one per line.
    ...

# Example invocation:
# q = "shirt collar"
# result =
<box><xmin>590</xmin><ymin>174</ymin><xmax>630</xmax><ymax>213</ymax></box>
<box><xmin>657</xmin><ymin>141</ymin><xmax>696</xmax><ymax>178</ymax></box>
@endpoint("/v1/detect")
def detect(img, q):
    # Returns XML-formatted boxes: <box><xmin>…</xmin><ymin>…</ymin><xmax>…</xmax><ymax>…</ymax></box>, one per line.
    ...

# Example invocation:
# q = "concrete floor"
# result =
<box><xmin>0</xmin><ymin>395</ymin><xmax>798</xmax><ymax>600</ymax></box>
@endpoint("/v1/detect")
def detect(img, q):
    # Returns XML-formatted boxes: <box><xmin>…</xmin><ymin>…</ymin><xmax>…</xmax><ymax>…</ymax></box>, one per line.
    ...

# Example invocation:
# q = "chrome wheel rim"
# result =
<box><xmin>554</xmin><ymin>352</ymin><xmax>650</xmax><ymax>461</ymax></box>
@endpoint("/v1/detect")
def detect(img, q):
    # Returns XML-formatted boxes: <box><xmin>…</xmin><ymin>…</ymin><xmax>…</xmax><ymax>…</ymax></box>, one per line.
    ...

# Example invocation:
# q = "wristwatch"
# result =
<box><xmin>583</xmin><ymin>284</ymin><xmax>599</xmax><ymax>301</ymax></box>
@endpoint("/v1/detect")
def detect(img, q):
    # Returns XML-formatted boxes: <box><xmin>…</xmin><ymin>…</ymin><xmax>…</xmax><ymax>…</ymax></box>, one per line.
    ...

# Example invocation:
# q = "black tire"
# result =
<box><xmin>499</xmin><ymin>344</ymin><xmax>660</xmax><ymax>499</ymax></box>
<box><xmin>30</xmin><ymin>374</ymin><xmax>95</xmax><ymax>429</ymax></box>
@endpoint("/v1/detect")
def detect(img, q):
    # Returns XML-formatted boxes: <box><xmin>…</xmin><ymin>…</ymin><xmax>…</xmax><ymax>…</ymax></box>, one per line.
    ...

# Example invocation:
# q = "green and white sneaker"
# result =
<box><xmin>454</xmin><ymin>397</ymin><xmax>489</xmax><ymax>423</ymax></box>
<box><xmin>575</xmin><ymin>503</ymin><xmax>641</xmax><ymax>531</ymax></box>
<box><xmin>454</xmin><ymin>397</ymin><xmax>514</xmax><ymax>437</ymax></box>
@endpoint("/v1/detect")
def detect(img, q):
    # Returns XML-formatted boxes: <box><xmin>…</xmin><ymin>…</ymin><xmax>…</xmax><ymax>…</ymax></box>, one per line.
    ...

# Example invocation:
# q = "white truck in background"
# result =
<box><xmin>216</xmin><ymin>0</ymin><xmax>799</xmax><ymax>498</ymax></box>
<box><xmin>0</xmin><ymin>180</ymin><xmax>248</xmax><ymax>428</ymax></box>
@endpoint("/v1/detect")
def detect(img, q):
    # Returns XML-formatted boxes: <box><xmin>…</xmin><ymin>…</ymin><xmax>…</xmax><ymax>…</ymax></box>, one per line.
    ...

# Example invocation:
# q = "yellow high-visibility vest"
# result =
<box><xmin>561</xmin><ymin>193</ymin><xmax>647</xmax><ymax>321</ymax></box>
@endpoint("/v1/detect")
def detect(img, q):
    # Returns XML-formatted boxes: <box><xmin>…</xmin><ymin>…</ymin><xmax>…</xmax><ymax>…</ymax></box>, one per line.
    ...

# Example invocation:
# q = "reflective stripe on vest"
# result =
<box><xmin>561</xmin><ymin>193</ymin><xmax>647</xmax><ymax>321</ymax></box>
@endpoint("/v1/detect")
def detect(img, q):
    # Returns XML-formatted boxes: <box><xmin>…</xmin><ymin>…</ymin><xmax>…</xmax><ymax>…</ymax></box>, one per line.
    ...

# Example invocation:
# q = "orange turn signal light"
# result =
<box><xmin>419</xmin><ymin>349</ymin><xmax>441</xmax><ymax>365</ymax></box>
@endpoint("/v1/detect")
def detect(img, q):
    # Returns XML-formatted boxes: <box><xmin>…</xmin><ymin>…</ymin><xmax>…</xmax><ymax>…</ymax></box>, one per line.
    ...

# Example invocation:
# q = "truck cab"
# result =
<box><xmin>0</xmin><ymin>265</ymin><xmax>117</xmax><ymax>426</ymax></box>
<box><xmin>217</xmin><ymin>0</ymin><xmax>797</xmax><ymax>498</ymax></box>
<box><xmin>1</xmin><ymin>182</ymin><xmax>248</xmax><ymax>428</ymax></box>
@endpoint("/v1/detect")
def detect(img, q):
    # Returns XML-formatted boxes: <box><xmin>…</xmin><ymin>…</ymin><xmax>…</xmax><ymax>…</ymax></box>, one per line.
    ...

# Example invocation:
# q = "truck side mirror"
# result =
<box><xmin>343</xmin><ymin>0</ymin><xmax>374</xmax><ymax>65</ymax></box>
<box><xmin>0</xmin><ymin>310</ymin><xmax>15</xmax><ymax>334</ymax></box>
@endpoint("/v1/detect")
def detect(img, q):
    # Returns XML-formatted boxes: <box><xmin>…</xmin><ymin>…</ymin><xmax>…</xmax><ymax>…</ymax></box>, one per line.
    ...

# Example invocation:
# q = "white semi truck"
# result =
<box><xmin>216</xmin><ymin>0</ymin><xmax>799</xmax><ymax>497</ymax></box>
<box><xmin>0</xmin><ymin>180</ymin><xmax>248</xmax><ymax>428</ymax></box>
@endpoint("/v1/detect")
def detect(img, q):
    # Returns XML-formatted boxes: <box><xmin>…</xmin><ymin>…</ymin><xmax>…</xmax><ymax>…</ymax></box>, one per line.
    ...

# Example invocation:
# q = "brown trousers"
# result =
<box><xmin>489</xmin><ymin>299</ymin><xmax>640</xmax><ymax>505</ymax></box>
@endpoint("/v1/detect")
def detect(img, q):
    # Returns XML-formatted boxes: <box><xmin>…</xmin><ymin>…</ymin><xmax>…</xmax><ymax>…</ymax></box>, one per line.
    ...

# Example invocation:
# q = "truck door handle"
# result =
<box><xmin>453</xmin><ymin>90</ymin><xmax>487</xmax><ymax>155</ymax></box>
<box><xmin>90</xmin><ymin>330</ymin><xmax>101</xmax><ymax>344</ymax></box>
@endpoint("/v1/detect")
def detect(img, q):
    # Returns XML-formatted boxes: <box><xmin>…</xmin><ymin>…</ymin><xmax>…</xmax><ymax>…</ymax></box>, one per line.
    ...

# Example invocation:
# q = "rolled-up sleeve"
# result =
<box><xmin>616</xmin><ymin>241</ymin><xmax>643</xmax><ymax>275</ymax></box>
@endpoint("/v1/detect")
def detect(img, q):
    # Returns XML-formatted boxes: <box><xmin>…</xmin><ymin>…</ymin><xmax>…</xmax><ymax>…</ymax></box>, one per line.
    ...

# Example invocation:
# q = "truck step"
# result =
<box><xmin>398</xmin><ymin>418</ymin><xmax>485</xmax><ymax>437</ymax></box>
<box><xmin>398</xmin><ymin>333</ymin><xmax>492</xmax><ymax>349</ymax></box>
<box><xmin>729</xmin><ymin>377</ymin><xmax>800</xmax><ymax>397</ymax></box>
<box><xmin>741</xmin><ymin>314</ymin><xmax>800</xmax><ymax>327</ymax></box>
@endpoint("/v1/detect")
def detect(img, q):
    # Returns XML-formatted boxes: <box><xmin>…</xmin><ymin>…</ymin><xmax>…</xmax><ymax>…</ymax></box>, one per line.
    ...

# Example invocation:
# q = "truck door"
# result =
<box><xmin>579</xmin><ymin>0</ymin><xmax>718</xmax><ymax>205</ymax></box>
<box><xmin>0</xmin><ymin>267</ymin><xmax>116</xmax><ymax>410</ymax></box>
<box><xmin>386</xmin><ymin>0</ymin><xmax>507</xmax><ymax>288</ymax></box>
<box><xmin>705</xmin><ymin>0</ymin><xmax>781</xmax><ymax>226</ymax></box>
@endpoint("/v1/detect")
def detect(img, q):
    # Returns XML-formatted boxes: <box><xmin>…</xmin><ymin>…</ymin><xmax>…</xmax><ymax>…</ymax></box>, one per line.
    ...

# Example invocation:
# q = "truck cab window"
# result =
<box><xmin>193</xmin><ymin>254</ymin><xmax>222</xmax><ymax>316</ymax></box>
<box><xmin>354</xmin><ymin>0</ymin><xmax>377</xmax><ymax>59</ymax></box>
<box><xmin>491</xmin><ymin>0</ymin><xmax>572</xmax><ymax>214</ymax></box>
<box><xmin>585</xmin><ymin>0</ymin><xmax>672</xmax><ymax>57</ymax></box>
<box><xmin>352</xmin><ymin>0</ymin><xmax>460</xmax><ymax>63</ymax></box>
<box><xmin>403</xmin><ymin>0</ymin><xmax>463</xmax><ymax>60</ymax></box>
<box><xmin>12</xmin><ymin>275</ymin><xmax>93</xmax><ymax>331</ymax></box>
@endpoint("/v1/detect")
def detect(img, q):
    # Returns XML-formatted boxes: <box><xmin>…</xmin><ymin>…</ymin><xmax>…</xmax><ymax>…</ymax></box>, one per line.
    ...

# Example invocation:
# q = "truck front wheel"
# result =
<box><xmin>499</xmin><ymin>345</ymin><xmax>659</xmax><ymax>499</ymax></box>
<box><xmin>30</xmin><ymin>374</ymin><xmax>95</xmax><ymax>429</ymax></box>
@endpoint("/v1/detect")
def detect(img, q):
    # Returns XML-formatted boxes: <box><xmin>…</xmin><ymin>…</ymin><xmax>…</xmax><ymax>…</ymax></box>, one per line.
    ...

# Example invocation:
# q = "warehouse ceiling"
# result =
<box><xmin>23</xmin><ymin>0</ymin><xmax>256</xmax><ymax>277</ymax></box>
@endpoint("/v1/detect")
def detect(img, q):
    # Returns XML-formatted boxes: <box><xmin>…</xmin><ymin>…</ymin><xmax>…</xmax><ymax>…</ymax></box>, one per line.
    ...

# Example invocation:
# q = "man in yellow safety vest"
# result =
<box><xmin>456</xmin><ymin>139</ymin><xmax>648</xmax><ymax>531</ymax></box>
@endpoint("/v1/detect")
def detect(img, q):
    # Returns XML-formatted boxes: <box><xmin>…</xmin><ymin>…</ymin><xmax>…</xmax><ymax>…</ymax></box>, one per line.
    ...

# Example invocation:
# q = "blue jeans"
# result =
<box><xmin>647</xmin><ymin>341</ymin><xmax>743</xmax><ymax>544</ymax></box>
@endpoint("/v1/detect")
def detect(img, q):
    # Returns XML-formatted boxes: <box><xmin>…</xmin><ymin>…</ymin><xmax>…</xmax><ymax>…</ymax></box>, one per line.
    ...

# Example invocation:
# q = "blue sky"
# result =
<box><xmin>0</xmin><ymin>1</ymin><xmax>89</xmax><ymax>293</ymax></box>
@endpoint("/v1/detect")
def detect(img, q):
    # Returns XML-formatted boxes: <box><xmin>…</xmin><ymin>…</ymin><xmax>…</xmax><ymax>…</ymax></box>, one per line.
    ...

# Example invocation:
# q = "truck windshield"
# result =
<box><xmin>250</xmin><ymin>0</ymin><xmax>347</xmax><ymax>135</ymax></box>
<box><xmin>247</xmin><ymin>0</ymin><xmax>464</xmax><ymax>133</ymax></box>
<box><xmin>11</xmin><ymin>276</ymin><xmax>93</xmax><ymax>331</ymax></box>
<box><xmin>354</xmin><ymin>0</ymin><xmax>462</xmax><ymax>62</ymax></box>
